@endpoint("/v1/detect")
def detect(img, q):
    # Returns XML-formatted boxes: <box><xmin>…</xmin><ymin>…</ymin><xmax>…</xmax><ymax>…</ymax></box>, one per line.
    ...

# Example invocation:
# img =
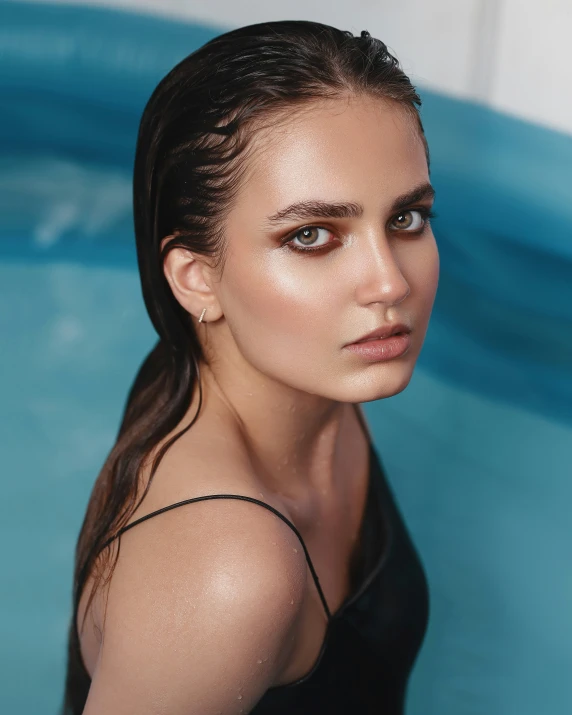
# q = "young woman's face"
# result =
<box><xmin>211</xmin><ymin>94</ymin><xmax>439</xmax><ymax>403</ymax></box>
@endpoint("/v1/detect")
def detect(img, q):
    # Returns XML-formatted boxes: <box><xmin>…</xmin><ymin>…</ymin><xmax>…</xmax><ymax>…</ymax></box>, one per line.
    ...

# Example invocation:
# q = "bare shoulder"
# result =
<box><xmin>84</xmin><ymin>437</ymin><xmax>307</xmax><ymax>714</ymax></box>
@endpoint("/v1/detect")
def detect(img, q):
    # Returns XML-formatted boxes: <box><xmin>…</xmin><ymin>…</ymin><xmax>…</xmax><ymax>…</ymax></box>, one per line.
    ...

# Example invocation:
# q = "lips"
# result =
<box><xmin>361</xmin><ymin>333</ymin><xmax>404</xmax><ymax>342</ymax></box>
<box><xmin>348</xmin><ymin>323</ymin><xmax>411</xmax><ymax>345</ymax></box>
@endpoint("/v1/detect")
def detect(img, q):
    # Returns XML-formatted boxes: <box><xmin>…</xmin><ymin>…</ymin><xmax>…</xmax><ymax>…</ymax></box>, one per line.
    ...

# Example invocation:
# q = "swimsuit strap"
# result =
<box><xmin>101</xmin><ymin>493</ymin><xmax>332</xmax><ymax>621</ymax></box>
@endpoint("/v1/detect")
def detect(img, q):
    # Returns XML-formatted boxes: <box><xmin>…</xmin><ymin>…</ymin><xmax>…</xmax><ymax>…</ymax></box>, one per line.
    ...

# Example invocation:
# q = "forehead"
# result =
<box><xmin>238</xmin><ymin>95</ymin><xmax>428</xmax><ymax>211</ymax></box>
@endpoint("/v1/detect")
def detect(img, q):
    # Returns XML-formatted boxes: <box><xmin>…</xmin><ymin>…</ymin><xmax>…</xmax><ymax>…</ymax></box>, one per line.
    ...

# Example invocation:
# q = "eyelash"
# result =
<box><xmin>282</xmin><ymin>207</ymin><xmax>437</xmax><ymax>254</ymax></box>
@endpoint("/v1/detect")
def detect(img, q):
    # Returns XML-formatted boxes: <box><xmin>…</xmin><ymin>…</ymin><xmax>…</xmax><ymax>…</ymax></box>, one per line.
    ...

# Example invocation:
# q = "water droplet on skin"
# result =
<box><xmin>237</xmin><ymin>694</ymin><xmax>243</xmax><ymax>700</ymax></box>
<box><xmin>290</xmin><ymin>599</ymin><xmax>294</xmax><ymax>605</ymax></box>
<box><xmin>257</xmin><ymin>659</ymin><xmax>263</xmax><ymax>664</ymax></box>
<box><xmin>293</xmin><ymin>548</ymin><xmax>298</xmax><ymax>553</ymax></box>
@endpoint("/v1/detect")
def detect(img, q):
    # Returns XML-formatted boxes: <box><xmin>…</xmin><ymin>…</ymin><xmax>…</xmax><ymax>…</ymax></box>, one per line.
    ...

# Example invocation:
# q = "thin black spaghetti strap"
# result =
<box><xmin>101</xmin><ymin>494</ymin><xmax>332</xmax><ymax>621</ymax></box>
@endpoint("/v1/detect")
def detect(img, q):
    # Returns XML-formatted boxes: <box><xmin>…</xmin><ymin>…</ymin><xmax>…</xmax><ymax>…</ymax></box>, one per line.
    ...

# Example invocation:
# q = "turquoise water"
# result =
<box><xmin>1</xmin><ymin>2</ymin><xmax>571</xmax><ymax>713</ymax></box>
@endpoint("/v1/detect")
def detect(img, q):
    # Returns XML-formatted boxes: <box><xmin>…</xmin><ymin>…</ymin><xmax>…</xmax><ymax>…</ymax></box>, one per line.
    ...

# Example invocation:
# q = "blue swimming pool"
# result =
<box><xmin>1</xmin><ymin>3</ymin><xmax>571</xmax><ymax>713</ymax></box>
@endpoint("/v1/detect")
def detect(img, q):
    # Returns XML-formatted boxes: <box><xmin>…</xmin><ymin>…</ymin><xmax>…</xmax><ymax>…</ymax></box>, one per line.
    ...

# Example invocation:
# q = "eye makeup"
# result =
<box><xmin>280</xmin><ymin>207</ymin><xmax>437</xmax><ymax>255</ymax></box>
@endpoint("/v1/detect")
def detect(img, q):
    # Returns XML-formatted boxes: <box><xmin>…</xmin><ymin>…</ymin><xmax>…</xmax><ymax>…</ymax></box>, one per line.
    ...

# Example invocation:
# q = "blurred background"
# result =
<box><xmin>0</xmin><ymin>1</ymin><xmax>571</xmax><ymax>713</ymax></box>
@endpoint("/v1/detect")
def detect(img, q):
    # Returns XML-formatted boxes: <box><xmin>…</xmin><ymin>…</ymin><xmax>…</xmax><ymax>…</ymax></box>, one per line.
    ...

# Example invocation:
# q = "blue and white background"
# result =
<box><xmin>1</xmin><ymin>1</ymin><xmax>571</xmax><ymax>713</ymax></box>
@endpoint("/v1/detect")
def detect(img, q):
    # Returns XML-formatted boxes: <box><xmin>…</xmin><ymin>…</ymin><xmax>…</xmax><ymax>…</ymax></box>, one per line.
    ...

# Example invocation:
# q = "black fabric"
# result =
<box><xmin>67</xmin><ymin>442</ymin><xmax>429</xmax><ymax>714</ymax></box>
<box><xmin>249</xmin><ymin>442</ymin><xmax>430</xmax><ymax>714</ymax></box>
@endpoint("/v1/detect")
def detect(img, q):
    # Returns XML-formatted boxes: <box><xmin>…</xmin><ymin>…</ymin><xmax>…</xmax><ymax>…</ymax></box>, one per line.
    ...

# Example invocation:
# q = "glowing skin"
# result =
<box><xmin>163</xmin><ymin>94</ymin><xmax>439</xmax><ymax>492</ymax></box>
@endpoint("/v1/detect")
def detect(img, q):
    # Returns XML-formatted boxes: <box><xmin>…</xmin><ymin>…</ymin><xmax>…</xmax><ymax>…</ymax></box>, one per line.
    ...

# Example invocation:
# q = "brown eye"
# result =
<box><xmin>391</xmin><ymin>209</ymin><xmax>429</xmax><ymax>232</ymax></box>
<box><xmin>298</xmin><ymin>227</ymin><xmax>320</xmax><ymax>245</ymax></box>
<box><xmin>287</xmin><ymin>226</ymin><xmax>333</xmax><ymax>252</ymax></box>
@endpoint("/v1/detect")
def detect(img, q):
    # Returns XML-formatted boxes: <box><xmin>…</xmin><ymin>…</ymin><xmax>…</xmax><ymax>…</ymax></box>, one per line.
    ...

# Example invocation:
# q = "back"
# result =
<box><xmin>71</xmin><ymin>436</ymin><xmax>430</xmax><ymax>715</ymax></box>
<box><xmin>69</xmin><ymin>402</ymin><xmax>429</xmax><ymax>714</ymax></box>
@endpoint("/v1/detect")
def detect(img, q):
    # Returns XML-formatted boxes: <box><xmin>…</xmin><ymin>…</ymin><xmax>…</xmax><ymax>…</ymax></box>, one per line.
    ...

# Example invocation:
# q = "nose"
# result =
<box><xmin>353</xmin><ymin>230</ymin><xmax>410</xmax><ymax>308</ymax></box>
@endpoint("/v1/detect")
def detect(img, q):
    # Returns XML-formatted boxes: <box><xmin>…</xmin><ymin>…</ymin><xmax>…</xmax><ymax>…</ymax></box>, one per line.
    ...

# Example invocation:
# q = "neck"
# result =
<box><xmin>199</xmin><ymin>361</ymin><xmax>359</xmax><ymax>497</ymax></box>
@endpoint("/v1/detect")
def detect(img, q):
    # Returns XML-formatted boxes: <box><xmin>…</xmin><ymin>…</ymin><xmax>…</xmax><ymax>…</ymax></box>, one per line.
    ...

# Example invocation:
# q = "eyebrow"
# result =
<box><xmin>263</xmin><ymin>182</ymin><xmax>436</xmax><ymax>228</ymax></box>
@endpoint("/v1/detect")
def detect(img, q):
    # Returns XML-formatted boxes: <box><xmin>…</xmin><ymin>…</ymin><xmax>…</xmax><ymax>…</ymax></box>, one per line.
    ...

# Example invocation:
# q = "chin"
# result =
<box><xmin>342</xmin><ymin>362</ymin><xmax>416</xmax><ymax>404</ymax></box>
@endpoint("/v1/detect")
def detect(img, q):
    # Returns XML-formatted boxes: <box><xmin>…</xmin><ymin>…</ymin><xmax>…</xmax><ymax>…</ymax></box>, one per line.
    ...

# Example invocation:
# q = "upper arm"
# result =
<box><xmin>82</xmin><ymin>497</ymin><xmax>307</xmax><ymax>715</ymax></box>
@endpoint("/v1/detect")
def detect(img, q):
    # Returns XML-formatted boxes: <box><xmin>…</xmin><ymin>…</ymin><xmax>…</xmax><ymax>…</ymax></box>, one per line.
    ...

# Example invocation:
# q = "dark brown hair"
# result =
<box><xmin>61</xmin><ymin>19</ymin><xmax>429</xmax><ymax>713</ymax></box>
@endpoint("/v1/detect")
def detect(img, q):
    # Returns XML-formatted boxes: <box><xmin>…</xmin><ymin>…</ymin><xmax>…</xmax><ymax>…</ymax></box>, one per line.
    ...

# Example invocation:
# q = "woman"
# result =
<box><xmin>62</xmin><ymin>20</ymin><xmax>439</xmax><ymax>714</ymax></box>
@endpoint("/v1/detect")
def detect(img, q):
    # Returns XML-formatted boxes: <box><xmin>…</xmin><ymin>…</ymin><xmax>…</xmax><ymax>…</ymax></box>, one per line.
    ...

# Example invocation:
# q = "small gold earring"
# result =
<box><xmin>198</xmin><ymin>308</ymin><xmax>207</xmax><ymax>323</ymax></box>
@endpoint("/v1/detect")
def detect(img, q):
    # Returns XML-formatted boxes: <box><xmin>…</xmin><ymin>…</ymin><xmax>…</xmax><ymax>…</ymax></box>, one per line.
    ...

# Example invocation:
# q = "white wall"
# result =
<box><xmin>492</xmin><ymin>0</ymin><xmax>572</xmax><ymax>135</ymax></box>
<box><xmin>30</xmin><ymin>0</ymin><xmax>572</xmax><ymax>136</ymax></box>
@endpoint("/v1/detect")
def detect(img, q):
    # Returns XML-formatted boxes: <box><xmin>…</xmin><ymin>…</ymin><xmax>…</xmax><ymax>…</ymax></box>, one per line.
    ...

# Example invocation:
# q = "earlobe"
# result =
<box><xmin>162</xmin><ymin>244</ymin><xmax>221</xmax><ymax>322</ymax></box>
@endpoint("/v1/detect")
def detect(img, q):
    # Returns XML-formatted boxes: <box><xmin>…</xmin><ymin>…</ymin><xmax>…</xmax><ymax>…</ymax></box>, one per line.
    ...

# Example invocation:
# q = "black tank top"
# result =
<box><xmin>70</xmin><ymin>441</ymin><xmax>429</xmax><ymax>714</ymax></box>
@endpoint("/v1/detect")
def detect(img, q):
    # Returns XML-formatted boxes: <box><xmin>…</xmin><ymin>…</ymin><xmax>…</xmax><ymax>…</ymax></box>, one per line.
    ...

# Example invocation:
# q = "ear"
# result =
<box><xmin>161</xmin><ymin>237</ymin><xmax>223</xmax><ymax>324</ymax></box>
